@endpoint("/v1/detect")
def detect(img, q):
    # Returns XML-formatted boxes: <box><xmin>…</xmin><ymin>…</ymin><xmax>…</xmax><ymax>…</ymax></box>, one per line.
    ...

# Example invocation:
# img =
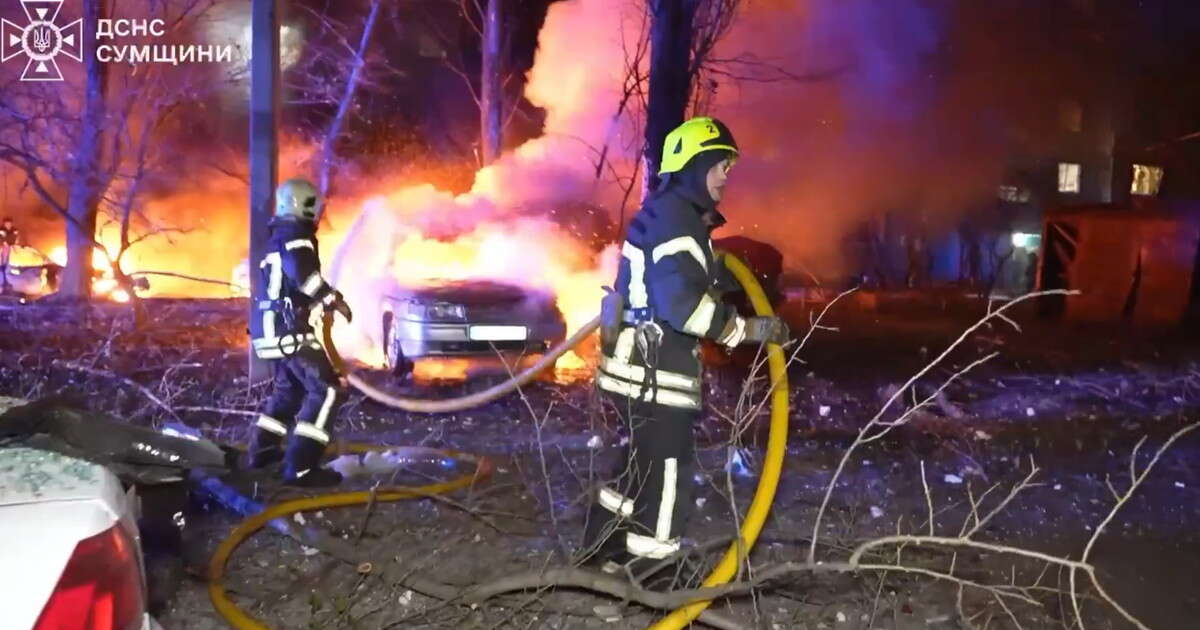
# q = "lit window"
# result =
<box><xmin>1058</xmin><ymin>163</ymin><xmax>1081</xmax><ymax>193</ymax></box>
<box><xmin>1131</xmin><ymin>164</ymin><xmax>1164</xmax><ymax>196</ymax></box>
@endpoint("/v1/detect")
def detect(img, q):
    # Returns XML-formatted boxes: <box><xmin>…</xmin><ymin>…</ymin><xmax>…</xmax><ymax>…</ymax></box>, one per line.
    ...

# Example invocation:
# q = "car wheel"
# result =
<box><xmin>382</xmin><ymin>313</ymin><xmax>412</xmax><ymax>379</ymax></box>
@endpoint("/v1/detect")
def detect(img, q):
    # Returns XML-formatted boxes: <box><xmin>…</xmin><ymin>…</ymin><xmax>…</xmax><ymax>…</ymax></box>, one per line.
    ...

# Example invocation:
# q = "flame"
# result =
<box><xmin>40</xmin><ymin>237</ymin><xmax>145</xmax><ymax>301</ymax></box>
<box><xmin>11</xmin><ymin>0</ymin><xmax>636</xmax><ymax>376</ymax></box>
<box><xmin>413</xmin><ymin>359</ymin><xmax>473</xmax><ymax>383</ymax></box>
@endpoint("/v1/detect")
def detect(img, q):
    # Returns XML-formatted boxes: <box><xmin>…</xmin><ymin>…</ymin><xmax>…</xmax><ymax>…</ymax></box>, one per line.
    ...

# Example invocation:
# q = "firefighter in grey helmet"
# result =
<box><xmin>582</xmin><ymin>117</ymin><xmax>789</xmax><ymax>573</ymax></box>
<box><xmin>248</xmin><ymin>178</ymin><xmax>353</xmax><ymax>487</ymax></box>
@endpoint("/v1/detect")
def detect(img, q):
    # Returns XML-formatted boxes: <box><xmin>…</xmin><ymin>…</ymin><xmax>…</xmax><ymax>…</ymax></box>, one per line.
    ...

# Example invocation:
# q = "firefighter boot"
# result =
<box><xmin>282</xmin><ymin>433</ymin><xmax>342</xmax><ymax>487</ymax></box>
<box><xmin>581</xmin><ymin>500</ymin><xmax>629</xmax><ymax>570</ymax></box>
<box><xmin>246</xmin><ymin>427</ymin><xmax>285</xmax><ymax>469</ymax></box>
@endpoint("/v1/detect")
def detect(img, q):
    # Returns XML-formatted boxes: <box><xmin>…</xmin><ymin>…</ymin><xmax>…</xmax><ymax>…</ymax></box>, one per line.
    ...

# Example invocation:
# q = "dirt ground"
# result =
<box><xmin>3</xmin><ymin>294</ymin><xmax>1200</xmax><ymax>630</ymax></box>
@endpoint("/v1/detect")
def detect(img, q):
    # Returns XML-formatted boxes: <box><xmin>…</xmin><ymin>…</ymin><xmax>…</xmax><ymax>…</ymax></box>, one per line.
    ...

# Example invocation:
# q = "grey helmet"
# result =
<box><xmin>275</xmin><ymin>178</ymin><xmax>322</xmax><ymax>221</ymax></box>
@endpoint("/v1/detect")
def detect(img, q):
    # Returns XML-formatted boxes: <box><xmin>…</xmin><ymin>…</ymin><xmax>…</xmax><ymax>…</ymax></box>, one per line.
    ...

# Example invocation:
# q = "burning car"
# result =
<box><xmin>1</xmin><ymin>246</ymin><xmax>146</xmax><ymax>301</ymax></box>
<box><xmin>380</xmin><ymin>279</ymin><xmax>567</xmax><ymax>375</ymax></box>
<box><xmin>1</xmin><ymin>245</ymin><xmax>59</xmax><ymax>296</ymax></box>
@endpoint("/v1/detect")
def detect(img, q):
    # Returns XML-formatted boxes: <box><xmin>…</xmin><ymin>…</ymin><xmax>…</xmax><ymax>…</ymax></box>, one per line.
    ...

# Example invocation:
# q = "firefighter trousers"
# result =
<box><xmin>583</xmin><ymin>397</ymin><xmax>697</xmax><ymax>561</ymax></box>
<box><xmin>249</xmin><ymin>346</ymin><xmax>344</xmax><ymax>471</ymax></box>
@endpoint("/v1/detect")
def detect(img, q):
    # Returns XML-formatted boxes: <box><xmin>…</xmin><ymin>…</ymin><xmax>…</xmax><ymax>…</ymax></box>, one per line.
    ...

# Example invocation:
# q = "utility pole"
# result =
<box><xmin>249</xmin><ymin>0</ymin><xmax>280</xmax><ymax>382</ymax></box>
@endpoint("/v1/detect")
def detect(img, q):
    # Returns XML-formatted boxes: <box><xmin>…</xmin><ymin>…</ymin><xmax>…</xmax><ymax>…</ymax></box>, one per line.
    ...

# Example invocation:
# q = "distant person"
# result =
<box><xmin>581</xmin><ymin>117</ymin><xmax>789</xmax><ymax>573</ymax></box>
<box><xmin>0</xmin><ymin>217</ymin><xmax>18</xmax><ymax>247</ymax></box>
<box><xmin>905</xmin><ymin>233</ymin><xmax>929</xmax><ymax>288</ymax></box>
<box><xmin>0</xmin><ymin>217</ymin><xmax>18</xmax><ymax>293</ymax></box>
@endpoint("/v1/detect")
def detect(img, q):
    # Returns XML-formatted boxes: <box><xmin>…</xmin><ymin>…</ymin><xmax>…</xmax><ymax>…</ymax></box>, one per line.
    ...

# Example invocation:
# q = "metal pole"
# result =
<box><xmin>248</xmin><ymin>0</ymin><xmax>280</xmax><ymax>382</ymax></box>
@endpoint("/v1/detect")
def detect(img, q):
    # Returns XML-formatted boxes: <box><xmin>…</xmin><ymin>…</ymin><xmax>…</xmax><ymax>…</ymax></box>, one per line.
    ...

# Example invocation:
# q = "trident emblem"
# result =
<box><xmin>0</xmin><ymin>1</ymin><xmax>83</xmax><ymax>81</ymax></box>
<box><xmin>30</xmin><ymin>24</ymin><xmax>51</xmax><ymax>53</ymax></box>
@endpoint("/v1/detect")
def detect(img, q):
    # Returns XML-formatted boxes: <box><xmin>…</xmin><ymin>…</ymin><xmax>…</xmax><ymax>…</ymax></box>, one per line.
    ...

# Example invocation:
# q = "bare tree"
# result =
<box><xmin>479</xmin><ymin>0</ymin><xmax>504</xmax><ymax>164</ymax></box>
<box><xmin>309</xmin><ymin>0</ymin><xmax>384</xmax><ymax>202</ymax></box>
<box><xmin>60</xmin><ymin>0</ymin><xmax>109</xmax><ymax>298</ymax></box>
<box><xmin>419</xmin><ymin>0</ymin><xmax>520</xmax><ymax>165</ymax></box>
<box><xmin>0</xmin><ymin>0</ymin><xmax>232</xmax><ymax>304</ymax></box>
<box><xmin>642</xmin><ymin>0</ymin><xmax>700</xmax><ymax>193</ymax></box>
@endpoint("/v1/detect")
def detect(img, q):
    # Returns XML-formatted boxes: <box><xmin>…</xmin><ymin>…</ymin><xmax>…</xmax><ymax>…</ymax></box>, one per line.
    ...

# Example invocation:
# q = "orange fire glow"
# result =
<box><xmin>45</xmin><ymin>241</ymin><xmax>142</xmax><ymax>302</ymax></box>
<box><xmin>327</xmin><ymin>196</ymin><xmax>616</xmax><ymax>378</ymax></box>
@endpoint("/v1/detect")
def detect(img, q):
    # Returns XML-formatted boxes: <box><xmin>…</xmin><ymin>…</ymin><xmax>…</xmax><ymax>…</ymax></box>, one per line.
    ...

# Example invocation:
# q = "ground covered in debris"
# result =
<box><xmin>3</xmin><ymin>295</ymin><xmax>1200</xmax><ymax>629</ymax></box>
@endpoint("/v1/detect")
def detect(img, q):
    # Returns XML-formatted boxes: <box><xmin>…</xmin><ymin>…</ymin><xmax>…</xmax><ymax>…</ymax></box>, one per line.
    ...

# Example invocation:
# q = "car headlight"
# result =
<box><xmin>404</xmin><ymin>301</ymin><xmax>465</xmax><ymax>321</ymax></box>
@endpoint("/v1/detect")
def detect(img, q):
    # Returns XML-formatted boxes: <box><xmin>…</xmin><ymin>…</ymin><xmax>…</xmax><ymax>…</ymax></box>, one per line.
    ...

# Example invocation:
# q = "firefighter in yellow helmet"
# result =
<box><xmin>248</xmin><ymin>178</ymin><xmax>353</xmax><ymax>487</ymax></box>
<box><xmin>581</xmin><ymin>117</ymin><xmax>788</xmax><ymax>572</ymax></box>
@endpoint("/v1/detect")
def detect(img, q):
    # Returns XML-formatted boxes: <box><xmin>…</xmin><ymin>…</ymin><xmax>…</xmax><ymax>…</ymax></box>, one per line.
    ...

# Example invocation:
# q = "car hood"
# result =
<box><xmin>393</xmin><ymin>279</ymin><xmax>548</xmax><ymax>306</ymax></box>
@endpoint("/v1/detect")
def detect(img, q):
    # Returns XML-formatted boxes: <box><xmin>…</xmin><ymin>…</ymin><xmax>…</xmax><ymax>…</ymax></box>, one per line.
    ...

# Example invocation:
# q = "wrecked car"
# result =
<box><xmin>1</xmin><ymin>445</ymin><xmax>161</xmax><ymax>630</ymax></box>
<box><xmin>0</xmin><ymin>246</ymin><xmax>60</xmax><ymax>296</ymax></box>
<box><xmin>0</xmin><ymin>399</ymin><xmax>231</xmax><ymax>628</ymax></box>
<box><xmin>380</xmin><ymin>279</ymin><xmax>567</xmax><ymax>376</ymax></box>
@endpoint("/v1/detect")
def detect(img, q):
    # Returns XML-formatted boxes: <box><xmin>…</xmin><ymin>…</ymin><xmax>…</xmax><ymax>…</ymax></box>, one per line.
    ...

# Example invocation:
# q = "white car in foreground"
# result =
<box><xmin>0</xmin><ymin>446</ymin><xmax>159</xmax><ymax>630</ymax></box>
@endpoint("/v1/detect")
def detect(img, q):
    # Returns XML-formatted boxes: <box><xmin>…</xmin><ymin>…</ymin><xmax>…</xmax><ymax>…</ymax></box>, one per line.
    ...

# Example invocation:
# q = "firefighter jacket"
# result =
<box><xmin>252</xmin><ymin>218</ymin><xmax>341</xmax><ymax>360</ymax></box>
<box><xmin>0</xmin><ymin>226</ymin><xmax>19</xmax><ymax>247</ymax></box>
<box><xmin>597</xmin><ymin>187</ymin><xmax>749</xmax><ymax>410</ymax></box>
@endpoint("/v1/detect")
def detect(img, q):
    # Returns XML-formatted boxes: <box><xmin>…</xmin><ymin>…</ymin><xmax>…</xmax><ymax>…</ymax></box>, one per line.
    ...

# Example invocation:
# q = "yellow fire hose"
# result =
<box><xmin>206</xmin><ymin>443</ymin><xmax>494</xmax><ymax>630</ymax></box>
<box><xmin>208</xmin><ymin>252</ymin><xmax>789</xmax><ymax>629</ymax></box>
<box><xmin>647</xmin><ymin>252</ymin><xmax>789</xmax><ymax>629</ymax></box>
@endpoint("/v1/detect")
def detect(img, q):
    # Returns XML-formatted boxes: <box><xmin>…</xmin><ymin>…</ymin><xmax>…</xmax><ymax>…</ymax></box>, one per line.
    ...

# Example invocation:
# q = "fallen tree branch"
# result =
<box><xmin>1070</xmin><ymin>421</ymin><xmax>1200</xmax><ymax>630</ymax></box>
<box><xmin>198</xmin><ymin>473</ymin><xmax>744</xmax><ymax>629</ymax></box>
<box><xmin>51</xmin><ymin>359</ymin><xmax>179</xmax><ymax>420</ymax></box>
<box><xmin>809</xmin><ymin>290</ymin><xmax>1074</xmax><ymax>564</ymax></box>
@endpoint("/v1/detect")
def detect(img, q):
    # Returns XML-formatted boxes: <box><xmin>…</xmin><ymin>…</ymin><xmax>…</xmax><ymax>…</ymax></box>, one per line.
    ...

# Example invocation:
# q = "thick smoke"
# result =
<box><xmin>327</xmin><ymin>0</ymin><xmax>640</xmax><ymax>362</ymax></box>
<box><xmin>709</xmin><ymin>0</ymin><xmax>1013</xmax><ymax>280</ymax></box>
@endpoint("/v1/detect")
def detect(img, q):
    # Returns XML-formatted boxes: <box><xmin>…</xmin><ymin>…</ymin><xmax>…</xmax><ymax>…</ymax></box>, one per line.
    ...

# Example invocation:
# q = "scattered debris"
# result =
<box><xmin>726</xmin><ymin>448</ymin><xmax>754</xmax><ymax>478</ymax></box>
<box><xmin>594</xmin><ymin>604</ymin><xmax>622</xmax><ymax>623</ymax></box>
<box><xmin>943</xmin><ymin>474</ymin><xmax>964</xmax><ymax>485</ymax></box>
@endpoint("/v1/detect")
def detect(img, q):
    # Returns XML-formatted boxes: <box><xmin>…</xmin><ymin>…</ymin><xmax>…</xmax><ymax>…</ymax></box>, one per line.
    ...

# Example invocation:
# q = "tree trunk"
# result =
<box><xmin>60</xmin><ymin>0</ymin><xmax>108</xmax><ymax>298</ymax></box>
<box><xmin>479</xmin><ymin>0</ymin><xmax>504</xmax><ymax>165</ymax></box>
<box><xmin>642</xmin><ymin>0</ymin><xmax>698</xmax><ymax>195</ymax></box>
<box><xmin>318</xmin><ymin>0</ymin><xmax>382</xmax><ymax>201</ymax></box>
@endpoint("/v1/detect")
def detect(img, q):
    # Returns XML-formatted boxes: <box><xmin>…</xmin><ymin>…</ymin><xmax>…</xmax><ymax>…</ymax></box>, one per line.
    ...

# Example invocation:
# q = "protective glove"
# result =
<box><xmin>742</xmin><ymin>316</ymin><xmax>789</xmax><ymax>346</ymax></box>
<box><xmin>326</xmin><ymin>290</ymin><xmax>353</xmax><ymax>324</ymax></box>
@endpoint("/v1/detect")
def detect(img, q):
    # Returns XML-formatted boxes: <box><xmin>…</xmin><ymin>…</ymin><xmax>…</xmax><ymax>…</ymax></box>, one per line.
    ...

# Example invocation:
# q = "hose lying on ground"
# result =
<box><xmin>210</xmin><ymin>253</ymin><xmax>789</xmax><ymax>629</ymax></box>
<box><xmin>206</xmin><ymin>443</ymin><xmax>493</xmax><ymax>630</ymax></box>
<box><xmin>343</xmin><ymin>315</ymin><xmax>601</xmax><ymax>414</ymax></box>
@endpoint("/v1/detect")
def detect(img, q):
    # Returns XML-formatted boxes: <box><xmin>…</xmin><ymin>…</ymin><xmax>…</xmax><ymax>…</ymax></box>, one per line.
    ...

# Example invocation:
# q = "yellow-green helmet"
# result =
<box><xmin>275</xmin><ymin>178</ymin><xmax>322</xmax><ymax>221</ymax></box>
<box><xmin>658</xmin><ymin>116</ymin><xmax>739</xmax><ymax>175</ymax></box>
